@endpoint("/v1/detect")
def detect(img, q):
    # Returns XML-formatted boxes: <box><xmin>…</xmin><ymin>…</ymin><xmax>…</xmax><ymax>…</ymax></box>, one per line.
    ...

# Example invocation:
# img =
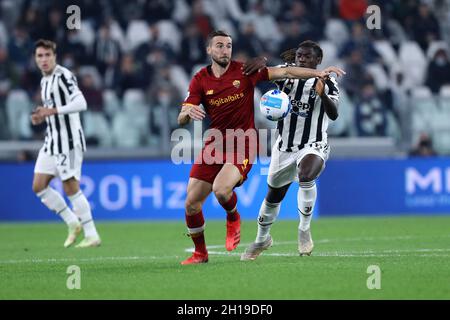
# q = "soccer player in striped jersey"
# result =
<box><xmin>30</xmin><ymin>39</ymin><xmax>101</xmax><ymax>248</ymax></box>
<box><xmin>241</xmin><ymin>40</ymin><xmax>343</xmax><ymax>260</ymax></box>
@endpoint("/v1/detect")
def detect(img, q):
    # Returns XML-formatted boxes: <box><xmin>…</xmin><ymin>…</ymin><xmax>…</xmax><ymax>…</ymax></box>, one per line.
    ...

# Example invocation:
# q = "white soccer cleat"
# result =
<box><xmin>75</xmin><ymin>236</ymin><xmax>101</xmax><ymax>248</ymax></box>
<box><xmin>298</xmin><ymin>228</ymin><xmax>314</xmax><ymax>256</ymax></box>
<box><xmin>64</xmin><ymin>222</ymin><xmax>82</xmax><ymax>248</ymax></box>
<box><xmin>240</xmin><ymin>235</ymin><xmax>273</xmax><ymax>261</ymax></box>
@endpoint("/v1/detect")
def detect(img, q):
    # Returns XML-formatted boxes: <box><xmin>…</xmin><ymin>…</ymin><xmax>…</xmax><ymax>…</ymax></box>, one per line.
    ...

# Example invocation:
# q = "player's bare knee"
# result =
<box><xmin>212</xmin><ymin>186</ymin><xmax>232</xmax><ymax>204</ymax></box>
<box><xmin>185</xmin><ymin>199</ymin><xmax>202</xmax><ymax>215</ymax></box>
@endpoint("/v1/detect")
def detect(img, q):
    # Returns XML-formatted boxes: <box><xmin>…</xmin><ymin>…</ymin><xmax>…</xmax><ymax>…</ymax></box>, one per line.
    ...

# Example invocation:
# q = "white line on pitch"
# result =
<box><xmin>0</xmin><ymin>255</ymin><xmax>180</xmax><ymax>265</ymax></box>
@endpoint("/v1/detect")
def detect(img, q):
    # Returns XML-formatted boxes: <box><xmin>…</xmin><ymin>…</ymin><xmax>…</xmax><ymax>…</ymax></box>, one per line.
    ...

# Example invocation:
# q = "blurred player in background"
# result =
<box><xmin>178</xmin><ymin>31</ymin><xmax>344</xmax><ymax>264</ymax></box>
<box><xmin>241</xmin><ymin>40</ymin><xmax>342</xmax><ymax>261</ymax></box>
<box><xmin>31</xmin><ymin>39</ymin><xmax>101</xmax><ymax>248</ymax></box>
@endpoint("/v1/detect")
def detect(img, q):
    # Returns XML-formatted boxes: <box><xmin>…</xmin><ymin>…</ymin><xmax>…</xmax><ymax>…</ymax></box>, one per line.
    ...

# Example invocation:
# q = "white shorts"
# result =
<box><xmin>34</xmin><ymin>145</ymin><xmax>84</xmax><ymax>181</ymax></box>
<box><xmin>267</xmin><ymin>141</ymin><xmax>330</xmax><ymax>188</ymax></box>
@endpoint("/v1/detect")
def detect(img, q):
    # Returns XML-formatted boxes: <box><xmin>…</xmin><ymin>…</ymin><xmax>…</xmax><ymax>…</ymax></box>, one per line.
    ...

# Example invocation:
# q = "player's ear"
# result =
<box><xmin>316</xmin><ymin>56</ymin><xmax>322</xmax><ymax>66</ymax></box>
<box><xmin>206</xmin><ymin>46</ymin><xmax>211</xmax><ymax>56</ymax></box>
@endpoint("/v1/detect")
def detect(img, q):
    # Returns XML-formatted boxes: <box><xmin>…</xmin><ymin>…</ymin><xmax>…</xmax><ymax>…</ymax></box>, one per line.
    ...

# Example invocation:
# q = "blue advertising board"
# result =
<box><xmin>319</xmin><ymin>157</ymin><xmax>450</xmax><ymax>215</ymax></box>
<box><xmin>0</xmin><ymin>157</ymin><xmax>449</xmax><ymax>221</ymax></box>
<box><xmin>0</xmin><ymin>159</ymin><xmax>304</xmax><ymax>221</ymax></box>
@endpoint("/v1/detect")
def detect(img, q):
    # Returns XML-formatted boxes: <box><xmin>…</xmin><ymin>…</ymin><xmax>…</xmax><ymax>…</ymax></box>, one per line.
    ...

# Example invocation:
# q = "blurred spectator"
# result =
<box><xmin>60</xmin><ymin>30</ymin><xmax>89</xmax><ymax>65</ymax></box>
<box><xmin>0</xmin><ymin>46</ymin><xmax>19</xmax><ymax>103</ymax></box>
<box><xmin>412</xmin><ymin>2</ymin><xmax>441</xmax><ymax>51</ymax></box>
<box><xmin>116</xmin><ymin>54</ymin><xmax>147</xmax><ymax>96</ymax></box>
<box><xmin>179</xmin><ymin>20</ymin><xmax>207</xmax><ymax>74</ymax></box>
<box><xmin>279</xmin><ymin>21</ymin><xmax>308</xmax><ymax>53</ymax></box>
<box><xmin>281</xmin><ymin>1</ymin><xmax>322</xmax><ymax>41</ymax></box>
<box><xmin>74</xmin><ymin>0</ymin><xmax>103</xmax><ymax>28</ymax></box>
<box><xmin>341</xmin><ymin>49</ymin><xmax>367</xmax><ymax>99</ymax></box>
<box><xmin>338</xmin><ymin>0</ymin><xmax>367</xmax><ymax>22</ymax></box>
<box><xmin>409</xmin><ymin>132</ymin><xmax>436</xmax><ymax>157</ymax></box>
<box><xmin>355</xmin><ymin>81</ymin><xmax>387</xmax><ymax>137</ymax></box>
<box><xmin>425</xmin><ymin>49</ymin><xmax>450</xmax><ymax>94</ymax></box>
<box><xmin>39</xmin><ymin>7</ymin><xmax>65</xmax><ymax>43</ymax></box>
<box><xmin>80</xmin><ymin>74</ymin><xmax>103</xmax><ymax>112</ymax></box>
<box><xmin>235</xmin><ymin>21</ymin><xmax>267</xmax><ymax>58</ymax></box>
<box><xmin>242</xmin><ymin>0</ymin><xmax>283</xmax><ymax>53</ymax></box>
<box><xmin>94</xmin><ymin>24</ymin><xmax>121</xmax><ymax>76</ymax></box>
<box><xmin>339</xmin><ymin>22</ymin><xmax>379</xmax><ymax>63</ymax></box>
<box><xmin>144</xmin><ymin>0</ymin><xmax>175</xmax><ymax>24</ymax></box>
<box><xmin>148</xmin><ymin>83</ymin><xmax>181</xmax><ymax>150</ymax></box>
<box><xmin>8</xmin><ymin>25</ymin><xmax>33</xmax><ymax>70</ymax></box>
<box><xmin>191</xmin><ymin>0</ymin><xmax>214</xmax><ymax>40</ymax></box>
<box><xmin>19</xmin><ymin>7</ymin><xmax>43</xmax><ymax>41</ymax></box>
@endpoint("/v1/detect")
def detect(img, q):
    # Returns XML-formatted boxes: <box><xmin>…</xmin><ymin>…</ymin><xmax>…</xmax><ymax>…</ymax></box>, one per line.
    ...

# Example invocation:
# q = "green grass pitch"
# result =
<box><xmin>1</xmin><ymin>216</ymin><xmax>449</xmax><ymax>299</ymax></box>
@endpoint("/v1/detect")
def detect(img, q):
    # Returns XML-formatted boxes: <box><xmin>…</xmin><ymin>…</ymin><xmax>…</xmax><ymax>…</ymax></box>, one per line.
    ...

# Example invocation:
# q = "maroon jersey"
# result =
<box><xmin>183</xmin><ymin>60</ymin><xmax>269</xmax><ymax>135</ymax></box>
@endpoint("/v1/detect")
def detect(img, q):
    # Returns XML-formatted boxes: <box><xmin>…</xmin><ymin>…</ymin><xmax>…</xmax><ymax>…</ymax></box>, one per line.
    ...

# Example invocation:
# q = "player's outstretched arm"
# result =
<box><xmin>178</xmin><ymin>104</ymin><xmax>206</xmax><ymax>126</ymax></box>
<box><xmin>268</xmin><ymin>66</ymin><xmax>345</xmax><ymax>81</ymax></box>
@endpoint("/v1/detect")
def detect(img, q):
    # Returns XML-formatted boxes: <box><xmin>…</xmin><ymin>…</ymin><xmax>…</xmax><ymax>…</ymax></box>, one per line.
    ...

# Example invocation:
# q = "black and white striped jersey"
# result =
<box><xmin>274</xmin><ymin>74</ymin><xmax>339</xmax><ymax>152</ymax></box>
<box><xmin>40</xmin><ymin>64</ymin><xmax>86</xmax><ymax>155</ymax></box>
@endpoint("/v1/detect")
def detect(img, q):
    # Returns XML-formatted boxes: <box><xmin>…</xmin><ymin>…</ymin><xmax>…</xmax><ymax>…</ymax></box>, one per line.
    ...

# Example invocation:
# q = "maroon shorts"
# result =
<box><xmin>189</xmin><ymin>148</ymin><xmax>254</xmax><ymax>186</ymax></box>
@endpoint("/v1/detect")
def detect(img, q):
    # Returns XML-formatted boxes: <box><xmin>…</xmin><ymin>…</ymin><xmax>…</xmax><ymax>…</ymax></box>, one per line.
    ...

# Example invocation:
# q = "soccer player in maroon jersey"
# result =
<box><xmin>178</xmin><ymin>30</ymin><xmax>344</xmax><ymax>265</ymax></box>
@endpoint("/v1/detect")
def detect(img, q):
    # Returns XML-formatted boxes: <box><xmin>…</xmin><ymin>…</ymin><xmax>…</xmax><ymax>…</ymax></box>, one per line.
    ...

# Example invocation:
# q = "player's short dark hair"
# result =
<box><xmin>280</xmin><ymin>40</ymin><xmax>323</xmax><ymax>64</ymax></box>
<box><xmin>298</xmin><ymin>40</ymin><xmax>323</xmax><ymax>59</ymax></box>
<box><xmin>34</xmin><ymin>39</ymin><xmax>57</xmax><ymax>54</ymax></box>
<box><xmin>207</xmin><ymin>30</ymin><xmax>232</xmax><ymax>47</ymax></box>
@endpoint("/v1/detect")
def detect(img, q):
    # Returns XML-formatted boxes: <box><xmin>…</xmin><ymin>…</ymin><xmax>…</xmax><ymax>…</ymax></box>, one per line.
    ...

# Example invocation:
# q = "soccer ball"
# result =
<box><xmin>259</xmin><ymin>89</ymin><xmax>291</xmax><ymax>121</ymax></box>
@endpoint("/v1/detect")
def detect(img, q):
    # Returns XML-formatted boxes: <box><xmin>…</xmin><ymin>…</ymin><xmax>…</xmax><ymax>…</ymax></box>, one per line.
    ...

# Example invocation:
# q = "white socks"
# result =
<box><xmin>298</xmin><ymin>181</ymin><xmax>316</xmax><ymax>231</ymax></box>
<box><xmin>68</xmin><ymin>190</ymin><xmax>99</xmax><ymax>238</ymax></box>
<box><xmin>255</xmin><ymin>199</ymin><xmax>281</xmax><ymax>243</ymax></box>
<box><xmin>37</xmin><ymin>187</ymin><xmax>79</xmax><ymax>226</ymax></box>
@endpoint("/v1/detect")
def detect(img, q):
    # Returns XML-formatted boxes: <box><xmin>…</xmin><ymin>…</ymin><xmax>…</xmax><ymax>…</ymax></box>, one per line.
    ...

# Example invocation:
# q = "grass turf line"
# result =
<box><xmin>0</xmin><ymin>216</ymin><xmax>449</xmax><ymax>299</ymax></box>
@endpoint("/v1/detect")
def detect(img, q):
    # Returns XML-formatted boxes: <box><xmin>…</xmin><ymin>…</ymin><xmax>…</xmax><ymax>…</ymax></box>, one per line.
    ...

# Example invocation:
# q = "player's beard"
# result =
<box><xmin>212</xmin><ymin>56</ymin><xmax>230</xmax><ymax>68</ymax></box>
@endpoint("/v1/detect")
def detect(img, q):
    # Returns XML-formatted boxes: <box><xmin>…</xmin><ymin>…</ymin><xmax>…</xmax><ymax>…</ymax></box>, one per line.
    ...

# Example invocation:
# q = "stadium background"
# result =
<box><xmin>0</xmin><ymin>0</ymin><xmax>449</xmax><ymax>219</ymax></box>
<box><xmin>0</xmin><ymin>0</ymin><xmax>450</xmax><ymax>300</ymax></box>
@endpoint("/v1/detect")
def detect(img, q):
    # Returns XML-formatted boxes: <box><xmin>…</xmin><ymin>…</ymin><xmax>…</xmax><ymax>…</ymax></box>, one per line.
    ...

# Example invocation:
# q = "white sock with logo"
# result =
<box><xmin>255</xmin><ymin>199</ymin><xmax>281</xmax><ymax>243</ymax></box>
<box><xmin>68</xmin><ymin>191</ymin><xmax>99</xmax><ymax>238</ymax></box>
<box><xmin>36</xmin><ymin>187</ymin><xmax>79</xmax><ymax>226</ymax></box>
<box><xmin>298</xmin><ymin>181</ymin><xmax>316</xmax><ymax>231</ymax></box>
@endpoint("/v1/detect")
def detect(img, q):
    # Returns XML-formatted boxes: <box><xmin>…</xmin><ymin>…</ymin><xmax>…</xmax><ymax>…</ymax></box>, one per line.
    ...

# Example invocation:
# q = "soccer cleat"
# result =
<box><xmin>181</xmin><ymin>251</ymin><xmax>209</xmax><ymax>265</ymax></box>
<box><xmin>75</xmin><ymin>236</ymin><xmax>101</xmax><ymax>248</ymax></box>
<box><xmin>64</xmin><ymin>222</ymin><xmax>82</xmax><ymax>248</ymax></box>
<box><xmin>298</xmin><ymin>228</ymin><xmax>314</xmax><ymax>256</ymax></box>
<box><xmin>240</xmin><ymin>235</ymin><xmax>273</xmax><ymax>261</ymax></box>
<box><xmin>225</xmin><ymin>216</ymin><xmax>241</xmax><ymax>251</ymax></box>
